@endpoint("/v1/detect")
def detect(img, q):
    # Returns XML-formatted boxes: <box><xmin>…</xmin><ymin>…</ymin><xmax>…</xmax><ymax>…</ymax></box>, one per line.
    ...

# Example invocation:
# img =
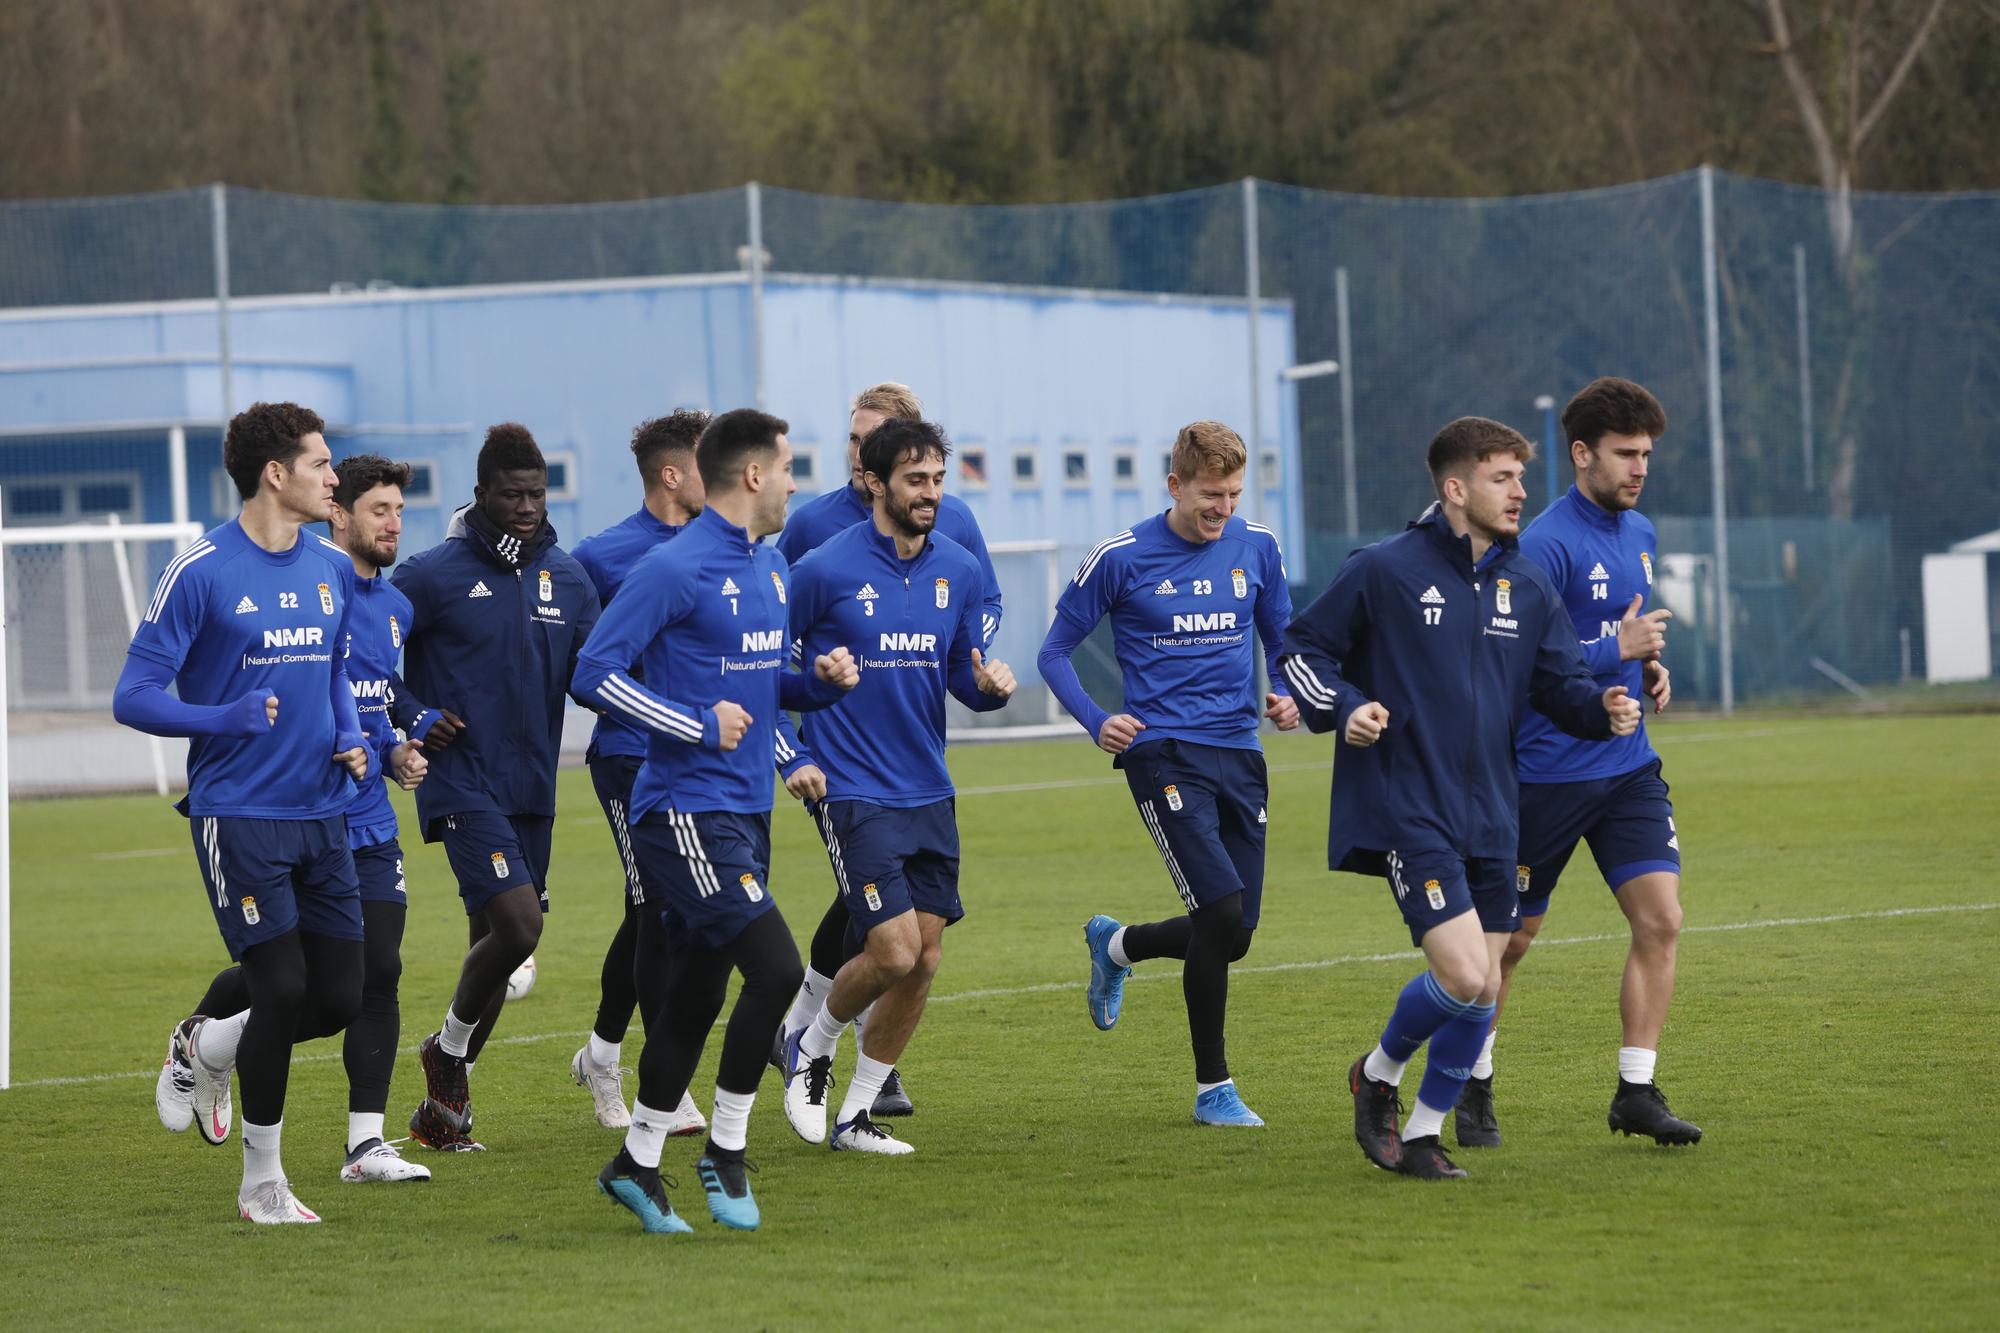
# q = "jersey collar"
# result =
<box><xmin>694</xmin><ymin>504</ymin><xmax>753</xmax><ymax>554</ymax></box>
<box><xmin>860</xmin><ymin>520</ymin><xmax>928</xmax><ymax>568</ymax></box>
<box><xmin>1565</xmin><ymin>484</ymin><xmax>1622</xmax><ymax>532</ymax></box>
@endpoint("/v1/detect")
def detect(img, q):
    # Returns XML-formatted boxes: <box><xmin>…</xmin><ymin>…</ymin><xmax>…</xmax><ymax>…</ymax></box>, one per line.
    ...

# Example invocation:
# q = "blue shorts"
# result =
<box><xmin>814</xmin><ymin>798</ymin><xmax>963</xmax><ymax>930</ymax></box>
<box><xmin>351</xmin><ymin>839</ymin><xmax>408</xmax><ymax>905</ymax></box>
<box><xmin>1117</xmin><ymin>739</ymin><xmax>1268</xmax><ymax>929</ymax></box>
<box><xmin>430</xmin><ymin>812</ymin><xmax>553</xmax><ymax>917</ymax></box>
<box><xmin>1345</xmin><ymin>847</ymin><xmax>1520</xmax><ymax>947</ymax></box>
<box><xmin>188</xmin><ymin>815</ymin><xmax>362</xmax><ymax>960</ymax></box>
<box><xmin>590</xmin><ymin>754</ymin><xmax>645</xmax><ymax>908</ymax></box>
<box><xmin>1517</xmin><ymin>759</ymin><xmax>1681</xmax><ymax>918</ymax></box>
<box><xmin>628</xmin><ymin>809</ymin><xmax>775</xmax><ymax>952</ymax></box>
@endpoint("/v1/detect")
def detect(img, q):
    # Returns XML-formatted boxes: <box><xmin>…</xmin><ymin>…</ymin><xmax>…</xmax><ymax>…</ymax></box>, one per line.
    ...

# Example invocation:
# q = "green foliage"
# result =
<box><xmin>1</xmin><ymin>716</ymin><xmax>1995</xmax><ymax>1325</ymax></box>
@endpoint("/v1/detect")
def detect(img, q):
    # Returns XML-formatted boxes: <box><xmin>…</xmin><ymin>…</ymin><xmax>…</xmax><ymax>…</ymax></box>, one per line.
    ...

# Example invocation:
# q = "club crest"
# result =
<box><xmin>538</xmin><ymin>570</ymin><xmax>553</xmax><ymax>602</ymax></box>
<box><xmin>1231</xmin><ymin>568</ymin><xmax>1248</xmax><ymax>599</ymax></box>
<box><xmin>317</xmin><ymin>582</ymin><xmax>334</xmax><ymax>615</ymax></box>
<box><xmin>935</xmin><ymin>577</ymin><xmax>950</xmax><ymax>609</ymax></box>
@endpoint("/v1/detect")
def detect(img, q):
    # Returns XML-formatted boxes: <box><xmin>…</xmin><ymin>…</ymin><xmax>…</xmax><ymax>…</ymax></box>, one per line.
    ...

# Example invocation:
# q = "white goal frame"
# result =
<box><xmin>0</xmin><ymin>500</ymin><xmax>205</xmax><ymax>1088</ymax></box>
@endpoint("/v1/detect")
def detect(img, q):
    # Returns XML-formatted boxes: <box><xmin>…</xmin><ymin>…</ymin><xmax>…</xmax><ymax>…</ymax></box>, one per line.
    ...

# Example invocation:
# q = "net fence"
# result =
<box><xmin>2</xmin><ymin>171</ymin><xmax>1996</xmax><ymax>750</ymax></box>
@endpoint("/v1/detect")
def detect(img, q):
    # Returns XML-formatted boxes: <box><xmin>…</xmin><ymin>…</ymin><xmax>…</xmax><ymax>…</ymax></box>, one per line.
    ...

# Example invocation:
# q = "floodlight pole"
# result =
<box><xmin>210</xmin><ymin>184</ymin><xmax>235</xmax><ymax>425</ymax></box>
<box><xmin>746</xmin><ymin>182</ymin><xmax>767</xmax><ymax>411</ymax></box>
<box><xmin>1534</xmin><ymin>394</ymin><xmax>1558</xmax><ymax>516</ymax></box>
<box><xmin>1700</xmin><ymin>165</ymin><xmax>1737</xmax><ymax>714</ymax></box>
<box><xmin>1795</xmin><ymin>242</ymin><xmax>1814</xmax><ymax>490</ymax></box>
<box><xmin>1241</xmin><ymin>178</ymin><xmax>1263</xmax><ymax>525</ymax></box>
<box><xmin>1335</xmin><ymin>266</ymin><xmax>1358</xmax><ymax>540</ymax></box>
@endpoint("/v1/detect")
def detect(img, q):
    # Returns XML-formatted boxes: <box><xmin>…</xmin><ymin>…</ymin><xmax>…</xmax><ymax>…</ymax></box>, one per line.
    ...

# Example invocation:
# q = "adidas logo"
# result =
<box><xmin>721</xmin><ymin>577</ymin><xmax>741</xmax><ymax>595</ymax></box>
<box><xmin>856</xmin><ymin>583</ymin><xmax>878</xmax><ymax>600</ymax></box>
<box><xmin>1153</xmin><ymin>579</ymin><xmax>1178</xmax><ymax>596</ymax></box>
<box><xmin>234</xmin><ymin>596</ymin><xmax>258</xmax><ymax>614</ymax></box>
<box><xmin>468</xmin><ymin>581</ymin><xmax>493</xmax><ymax>598</ymax></box>
<box><xmin>1419</xmin><ymin>586</ymin><xmax>1446</xmax><ymax>605</ymax></box>
<box><xmin>1588</xmin><ymin>563</ymin><xmax>1609</xmax><ymax>581</ymax></box>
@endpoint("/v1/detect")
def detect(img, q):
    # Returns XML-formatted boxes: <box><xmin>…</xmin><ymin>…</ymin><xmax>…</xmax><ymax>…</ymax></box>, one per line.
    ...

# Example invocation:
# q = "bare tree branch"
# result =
<box><xmin>1852</xmin><ymin>0</ymin><xmax>1950</xmax><ymax>149</ymax></box>
<box><xmin>1760</xmin><ymin>0</ymin><xmax>1843</xmax><ymax>193</ymax></box>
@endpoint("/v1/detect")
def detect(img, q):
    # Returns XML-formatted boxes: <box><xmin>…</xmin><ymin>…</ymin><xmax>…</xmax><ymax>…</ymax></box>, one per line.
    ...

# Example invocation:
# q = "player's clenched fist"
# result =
<box><xmin>1097</xmin><ymin>713</ymin><xmax>1146</xmax><ymax>755</ymax></box>
<box><xmin>1616</xmin><ymin>594</ymin><xmax>1672</xmax><ymax>662</ymax></box>
<box><xmin>333</xmin><ymin>746</ymin><xmax>369</xmax><ymax>780</ymax></box>
<box><xmin>390</xmin><ymin>738</ymin><xmax>428</xmax><ymax>791</ymax></box>
<box><xmin>1264</xmin><ymin>691</ymin><xmax>1300</xmax><ymax>731</ymax></box>
<box><xmin>815</xmin><ymin>645</ymin><xmax>860</xmax><ymax>691</ymax></box>
<box><xmin>711</xmin><ymin>699</ymin><xmax>752</xmax><ymax>750</ymax></box>
<box><xmin>971</xmin><ymin>648</ymin><xmax>1016</xmax><ymax>699</ymax></box>
<box><xmin>422</xmin><ymin>708</ymin><xmax>467</xmax><ymax>753</ymax></box>
<box><xmin>784</xmin><ymin>762</ymin><xmax>827</xmax><ymax>802</ymax></box>
<box><xmin>1344</xmin><ymin>701</ymin><xmax>1390</xmax><ymax>748</ymax></box>
<box><xmin>263</xmin><ymin>695</ymin><xmax>280</xmax><ymax>726</ymax></box>
<box><xmin>1602</xmin><ymin>685</ymin><xmax>1641</xmax><ymax>736</ymax></box>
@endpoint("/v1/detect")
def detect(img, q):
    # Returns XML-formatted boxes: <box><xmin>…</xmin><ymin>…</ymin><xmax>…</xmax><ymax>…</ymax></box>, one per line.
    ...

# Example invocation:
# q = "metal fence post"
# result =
<box><xmin>1335</xmin><ymin>265</ymin><xmax>1358</xmax><ymax>541</ymax></box>
<box><xmin>747</xmin><ymin>181</ymin><xmax>767</xmax><ymax>412</ymax></box>
<box><xmin>168</xmin><ymin>424</ymin><xmax>189</xmax><ymax>527</ymax></box>
<box><xmin>1700</xmin><ymin>165</ymin><xmax>1736</xmax><ymax>714</ymax></box>
<box><xmin>1795</xmin><ymin>242</ymin><xmax>1814</xmax><ymax>490</ymax></box>
<box><xmin>1241</xmin><ymin>177</ymin><xmax>1263</xmax><ymax>523</ymax></box>
<box><xmin>210</xmin><ymin>184</ymin><xmax>234</xmax><ymax>426</ymax></box>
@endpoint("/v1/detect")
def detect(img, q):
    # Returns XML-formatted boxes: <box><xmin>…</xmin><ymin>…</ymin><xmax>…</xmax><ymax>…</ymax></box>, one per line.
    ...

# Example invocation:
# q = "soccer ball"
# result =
<box><xmin>506</xmin><ymin>954</ymin><xmax>538</xmax><ymax>1001</ymax></box>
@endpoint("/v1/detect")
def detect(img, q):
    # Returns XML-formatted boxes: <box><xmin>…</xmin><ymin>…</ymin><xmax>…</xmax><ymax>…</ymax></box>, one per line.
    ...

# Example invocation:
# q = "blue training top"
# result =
<box><xmin>341</xmin><ymin>569</ymin><xmax>437</xmax><ymax>847</ymax></box>
<box><xmin>572</xmin><ymin>506</ymin><xmax>840</xmax><ymax>820</ymax></box>
<box><xmin>572</xmin><ymin>506</ymin><xmax>688</xmax><ymax>763</ymax></box>
<box><xmin>120</xmin><ymin>519</ymin><xmax>365</xmax><ymax>820</ymax></box>
<box><xmin>1515</xmin><ymin>485</ymin><xmax>1662</xmax><ymax>783</ymax></box>
<box><xmin>788</xmin><ymin>521</ymin><xmax>1006</xmax><ymax>807</ymax></box>
<box><xmin>776</xmin><ymin>484</ymin><xmax>1003</xmax><ymax>649</ymax></box>
<box><xmin>1038</xmin><ymin>511</ymin><xmax>1291</xmax><ymax>752</ymax></box>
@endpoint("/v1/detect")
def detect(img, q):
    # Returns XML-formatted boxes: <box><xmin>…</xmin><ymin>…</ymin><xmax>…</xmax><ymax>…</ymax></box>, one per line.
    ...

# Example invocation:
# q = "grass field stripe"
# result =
<box><xmin>10</xmin><ymin>900</ymin><xmax>1994</xmax><ymax>1091</ymax></box>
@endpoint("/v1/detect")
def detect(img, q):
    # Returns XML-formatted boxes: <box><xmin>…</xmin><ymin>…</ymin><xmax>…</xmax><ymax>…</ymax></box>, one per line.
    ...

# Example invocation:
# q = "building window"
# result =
<box><xmin>1011</xmin><ymin>449</ymin><xmax>1039</xmax><ymax>487</ymax></box>
<box><xmin>543</xmin><ymin>451</ymin><xmax>578</xmax><ymax>501</ymax></box>
<box><xmin>8</xmin><ymin>485</ymin><xmax>64</xmax><ymax>518</ymax></box>
<box><xmin>1260</xmin><ymin>450</ymin><xmax>1282</xmax><ymax>489</ymax></box>
<box><xmin>959</xmin><ymin>447</ymin><xmax>988</xmax><ymax>490</ymax></box>
<box><xmin>1062</xmin><ymin>450</ymin><xmax>1090</xmax><ymax>486</ymax></box>
<box><xmin>400</xmin><ymin>460</ymin><xmax>439</xmax><ymax>506</ymax></box>
<box><xmin>78</xmin><ymin>481</ymin><xmax>136</xmax><ymax>514</ymax></box>
<box><xmin>1112</xmin><ymin>450</ymin><xmax>1137</xmax><ymax>485</ymax></box>
<box><xmin>793</xmin><ymin>451</ymin><xmax>816</xmax><ymax>488</ymax></box>
<box><xmin>1162</xmin><ymin>449</ymin><xmax>1176</xmax><ymax>479</ymax></box>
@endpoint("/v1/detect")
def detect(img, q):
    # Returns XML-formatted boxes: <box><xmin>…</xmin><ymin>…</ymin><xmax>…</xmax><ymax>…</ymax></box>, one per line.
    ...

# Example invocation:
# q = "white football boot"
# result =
<box><xmin>571</xmin><ymin>1046</ymin><xmax>632</xmax><ymax>1129</ymax></box>
<box><xmin>155</xmin><ymin>1017</ymin><xmax>197</xmax><ymax>1133</ymax></box>
<box><xmin>340</xmin><ymin>1137</ymin><xmax>432</xmax><ymax>1183</ymax></box>
<box><xmin>238</xmin><ymin>1178</ymin><xmax>322</xmax><ymax>1224</ymax></box>
<box><xmin>830</xmin><ymin>1110</ymin><xmax>915</xmax><ymax>1155</ymax></box>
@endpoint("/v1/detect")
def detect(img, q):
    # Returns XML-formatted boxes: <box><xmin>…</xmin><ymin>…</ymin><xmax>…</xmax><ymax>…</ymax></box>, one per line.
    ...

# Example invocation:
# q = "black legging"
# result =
<box><xmin>344</xmin><ymin>899</ymin><xmax>406</xmax><ymax>1114</ymax></box>
<box><xmin>809</xmin><ymin>893</ymin><xmax>854</xmax><ymax>977</ymax></box>
<box><xmin>634</xmin><ymin>908</ymin><xmax>803</xmax><ymax>1112</ymax></box>
<box><xmin>593</xmin><ymin>898</ymin><xmax>640</xmax><ymax>1045</ymax></box>
<box><xmin>232</xmin><ymin>930</ymin><xmax>364</xmax><ymax>1125</ymax></box>
<box><xmin>1118</xmin><ymin>892</ymin><xmax>1253</xmax><ymax>1085</ymax></box>
<box><xmin>456</xmin><ymin>883</ymin><xmax>544</xmax><ymax>1062</ymax></box>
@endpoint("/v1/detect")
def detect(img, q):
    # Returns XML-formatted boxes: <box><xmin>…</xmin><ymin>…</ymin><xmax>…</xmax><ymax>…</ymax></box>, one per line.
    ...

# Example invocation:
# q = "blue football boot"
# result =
<box><xmin>1083</xmin><ymin>914</ymin><xmax>1132</xmax><ymax>1031</ymax></box>
<box><xmin>597</xmin><ymin>1149</ymin><xmax>692</xmax><ymax>1234</ymax></box>
<box><xmin>1192</xmin><ymin>1082</ymin><xmax>1265</xmax><ymax>1127</ymax></box>
<box><xmin>696</xmin><ymin>1147</ymin><xmax>761</xmax><ymax>1230</ymax></box>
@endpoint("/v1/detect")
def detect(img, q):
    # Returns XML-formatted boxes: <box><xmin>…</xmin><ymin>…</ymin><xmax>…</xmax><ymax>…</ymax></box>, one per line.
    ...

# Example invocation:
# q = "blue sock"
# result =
<box><xmin>1379</xmin><ymin>972</ymin><xmax>1474</xmax><ymax>1064</ymax></box>
<box><xmin>1418</xmin><ymin>1000</ymin><xmax>1498</xmax><ymax>1114</ymax></box>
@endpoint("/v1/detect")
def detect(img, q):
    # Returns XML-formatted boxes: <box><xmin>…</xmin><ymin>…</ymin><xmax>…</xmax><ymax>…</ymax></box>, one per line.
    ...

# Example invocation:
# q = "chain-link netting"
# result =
<box><xmin>3</xmin><ymin>174</ymin><xmax>1997</xmax><ymax>713</ymax></box>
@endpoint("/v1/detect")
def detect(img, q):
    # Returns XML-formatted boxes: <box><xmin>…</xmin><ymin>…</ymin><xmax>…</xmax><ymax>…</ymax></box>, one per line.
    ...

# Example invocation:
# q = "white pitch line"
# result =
<box><xmin>90</xmin><ymin>847</ymin><xmax>181</xmax><ymax>860</ymax></box>
<box><xmin>8</xmin><ymin>900</ymin><xmax>1994</xmax><ymax>1092</ymax></box>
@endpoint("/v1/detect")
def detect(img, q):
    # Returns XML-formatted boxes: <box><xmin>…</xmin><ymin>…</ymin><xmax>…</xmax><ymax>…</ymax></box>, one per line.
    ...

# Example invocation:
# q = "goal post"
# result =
<box><xmin>0</xmin><ymin>502</ymin><xmax>205</xmax><ymax>1089</ymax></box>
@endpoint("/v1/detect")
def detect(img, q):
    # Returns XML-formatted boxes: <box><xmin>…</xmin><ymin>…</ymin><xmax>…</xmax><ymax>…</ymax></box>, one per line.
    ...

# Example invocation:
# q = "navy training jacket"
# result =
<box><xmin>392</xmin><ymin>507</ymin><xmax>600</xmax><ymax>833</ymax></box>
<box><xmin>1278</xmin><ymin>505</ymin><xmax>1612</xmax><ymax>868</ymax></box>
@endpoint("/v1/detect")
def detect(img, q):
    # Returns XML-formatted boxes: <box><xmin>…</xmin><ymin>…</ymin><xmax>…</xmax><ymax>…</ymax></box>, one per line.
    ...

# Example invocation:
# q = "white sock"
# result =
<box><xmin>241</xmin><ymin>1118</ymin><xmax>284</xmax><ymax>1193</ymax></box>
<box><xmin>1363</xmin><ymin>1044</ymin><xmax>1407</xmax><ymax>1086</ymax></box>
<box><xmin>1619</xmin><ymin>1046</ymin><xmax>1657</xmax><ymax>1085</ymax></box>
<box><xmin>1471</xmin><ymin>1030</ymin><xmax>1497</xmax><ymax>1080</ymax></box>
<box><xmin>194</xmin><ymin>1011</ymin><xmax>248</xmax><ymax>1072</ymax></box>
<box><xmin>587</xmin><ymin>1033</ymin><xmax>620</xmax><ymax>1070</ymax></box>
<box><xmin>347</xmin><ymin>1111</ymin><xmax>385</xmax><ymax>1153</ymax></box>
<box><xmin>710</xmin><ymin>1088</ymin><xmax>755</xmax><ymax>1152</ymax></box>
<box><xmin>625</xmin><ymin>1099</ymin><xmax>672</xmax><ymax>1168</ymax></box>
<box><xmin>464</xmin><ymin>1061</ymin><xmax>476</xmax><ymax>1078</ymax></box>
<box><xmin>1108</xmin><ymin>926</ymin><xmax>1133</xmax><ymax>969</ymax></box>
<box><xmin>1196</xmin><ymin>1077</ymin><xmax>1232</xmax><ymax>1095</ymax></box>
<box><xmin>802</xmin><ymin>1006</ymin><xmax>847</xmax><ymax>1061</ymax></box>
<box><xmin>838</xmin><ymin>1053</ymin><xmax>895</xmax><ymax>1125</ymax></box>
<box><xmin>783</xmin><ymin>968</ymin><xmax>835</xmax><ymax>1035</ymax></box>
<box><xmin>438</xmin><ymin>1005</ymin><xmax>477</xmax><ymax>1059</ymax></box>
<box><xmin>1404</xmin><ymin>1098</ymin><xmax>1447</xmax><ymax>1141</ymax></box>
<box><xmin>853</xmin><ymin>1001</ymin><xmax>872</xmax><ymax>1040</ymax></box>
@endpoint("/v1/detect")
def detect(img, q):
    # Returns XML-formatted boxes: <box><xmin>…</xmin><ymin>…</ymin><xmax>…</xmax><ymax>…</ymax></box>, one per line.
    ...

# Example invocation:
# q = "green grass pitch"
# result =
<box><xmin>2</xmin><ymin>714</ymin><xmax>1996</xmax><ymax>1328</ymax></box>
